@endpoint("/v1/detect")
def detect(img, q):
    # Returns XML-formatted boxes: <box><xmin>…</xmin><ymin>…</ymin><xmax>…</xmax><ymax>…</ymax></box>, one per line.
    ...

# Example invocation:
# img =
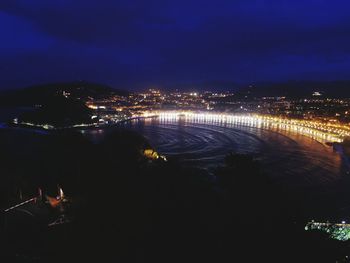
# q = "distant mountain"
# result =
<box><xmin>0</xmin><ymin>81</ymin><xmax>128</xmax><ymax>107</ymax></box>
<box><xmin>238</xmin><ymin>81</ymin><xmax>350</xmax><ymax>98</ymax></box>
<box><xmin>167</xmin><ymin>80</ymin><xmax>239</xmax><ymax>92</ymax></box>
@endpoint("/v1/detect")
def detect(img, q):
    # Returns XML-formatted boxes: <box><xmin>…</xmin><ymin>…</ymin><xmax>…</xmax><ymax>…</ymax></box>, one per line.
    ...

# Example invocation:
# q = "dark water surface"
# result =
<box><xmin>122</xmin><ymin>118</ymin><xmax>347</xmax><ymax>183</ymax></box>
<box><xmin>116</xmin><ymin>117</ymin><xmax>350</xmax><ymax>219</ymax></box>
<box><xmin>2</xmin><ymin>112</ymin><xmax>350</xmax><ymax>219</ymax></box>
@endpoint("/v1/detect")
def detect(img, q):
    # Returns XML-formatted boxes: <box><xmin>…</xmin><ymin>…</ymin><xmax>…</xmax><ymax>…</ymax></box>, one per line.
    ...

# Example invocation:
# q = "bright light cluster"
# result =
<box><xmin>305</xmin><ymin>221</ymin><xmax>350</xmax><ymax>241</ymax></box>
<box><xmin>138</xmin><ymin>111</ymin><xmax>349</xmax><ymax>143</ymax></box>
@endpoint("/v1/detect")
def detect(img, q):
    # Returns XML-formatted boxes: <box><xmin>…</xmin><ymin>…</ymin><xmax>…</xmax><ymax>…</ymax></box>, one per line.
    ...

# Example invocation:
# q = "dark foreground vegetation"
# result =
<box><xmin>0</xmin><ymin>128</ymin><xmax>349</xmax><ymax>263</ymax></box>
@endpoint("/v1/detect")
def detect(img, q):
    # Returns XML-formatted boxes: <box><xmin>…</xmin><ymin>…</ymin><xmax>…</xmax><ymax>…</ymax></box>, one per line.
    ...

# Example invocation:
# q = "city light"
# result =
<box><xmin>137</xmin><ymin>111</ymin><xmax>349</xmax><ymax>144</ymax></box>
<box><xmin>305</xmin><ymin>221</ymin><xmax>350</xmax><ymax>241</ymax></box>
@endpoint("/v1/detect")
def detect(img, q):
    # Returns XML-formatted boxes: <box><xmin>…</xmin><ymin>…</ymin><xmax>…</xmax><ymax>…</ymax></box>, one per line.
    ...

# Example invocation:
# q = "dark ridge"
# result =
<box><xmin>168</xmin><ymin>80</ymin><xmax>239</xmax><ymax>92</ymax></box>
<box><xmin>0</xmin><ymin>81</ymin><xmax>129</xmax><ymax>107</ymax></box>
<box><xmin>238</xmin><ymin>80</ymin><xmax>350</xmax><ymax>98</ymax></box>
<box><xmin>17</xmin><ymin>96</ymin><xmax>94</xmax><ymax>128</ymax></box>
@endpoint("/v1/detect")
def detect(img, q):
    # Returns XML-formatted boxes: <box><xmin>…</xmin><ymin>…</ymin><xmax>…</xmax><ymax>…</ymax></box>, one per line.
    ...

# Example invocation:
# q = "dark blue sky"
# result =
<box><xmin>1</xmin><ymin>0</ymin><xmax>350</xmax><ymax>90</ymax></box>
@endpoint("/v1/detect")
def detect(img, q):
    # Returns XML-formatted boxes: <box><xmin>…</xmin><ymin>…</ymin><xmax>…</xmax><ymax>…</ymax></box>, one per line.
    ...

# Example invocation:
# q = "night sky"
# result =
<box><xmin>1</xmin><ymin>0</ymin><xmax>350</xmax><ymax>91</ymax></box>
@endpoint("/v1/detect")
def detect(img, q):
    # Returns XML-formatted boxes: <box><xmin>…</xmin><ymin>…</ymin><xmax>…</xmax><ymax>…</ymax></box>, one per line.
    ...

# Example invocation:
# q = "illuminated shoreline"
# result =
<box><xmin>9</xmin><ymin>110</ymin><xmax>350</xmax><ymax>144</ymax></box>
<box><xmin>136</xmin><ymin>111</ymin><xmax>350</xmax><ymax>144</ymax></box>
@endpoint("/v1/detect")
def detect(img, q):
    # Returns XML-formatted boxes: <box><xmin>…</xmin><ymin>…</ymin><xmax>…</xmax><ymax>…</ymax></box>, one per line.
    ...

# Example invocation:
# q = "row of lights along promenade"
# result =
<box><xmin>137</xmin><ymin>111</ymin><xmax>350</xmax><ymax>144</ymax></box>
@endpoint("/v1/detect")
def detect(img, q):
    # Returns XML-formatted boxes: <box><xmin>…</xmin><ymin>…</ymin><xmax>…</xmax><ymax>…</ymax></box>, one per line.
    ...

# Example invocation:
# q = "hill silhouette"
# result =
<box><xmin>238</xmin><ymin>80</ymin><xmax>350</xmax><ymax>98</ymax></box>
<box><xmin>0</xmin><ymin>81</ymin><xmax>128</xmax><ymax>107</ymax></box>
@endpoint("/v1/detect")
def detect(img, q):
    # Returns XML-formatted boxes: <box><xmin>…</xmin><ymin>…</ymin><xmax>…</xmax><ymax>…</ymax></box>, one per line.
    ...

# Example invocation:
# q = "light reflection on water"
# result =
<box><xmin>120</xmin><ymin>117</ymin><xmax>350</xmax><ymax>217</ymax></box>
<box><xmin>1</xmin><ymin>110</ymin><xmax>349</xmax><ymax>218</ymax></box>
<box><xmin>117</xmin><ymin>117</ymin><xmax>349</xmax><ymax>189</ymax></box>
